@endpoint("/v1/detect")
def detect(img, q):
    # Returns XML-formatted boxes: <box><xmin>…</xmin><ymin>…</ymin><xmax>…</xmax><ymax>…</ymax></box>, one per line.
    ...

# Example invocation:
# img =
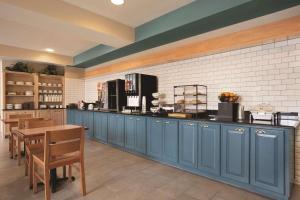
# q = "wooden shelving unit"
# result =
<box><xmin>3</xmin><ymin>71</ymin><xmax>65</xmax><ymax>110</ymax></box>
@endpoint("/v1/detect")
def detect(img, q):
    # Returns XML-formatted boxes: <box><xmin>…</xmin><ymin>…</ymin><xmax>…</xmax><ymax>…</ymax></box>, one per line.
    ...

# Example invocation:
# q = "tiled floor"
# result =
<box><xmin>0</xmin><ymin>137</ymin><xmax>299</xmax><ymax>200</ymax></box>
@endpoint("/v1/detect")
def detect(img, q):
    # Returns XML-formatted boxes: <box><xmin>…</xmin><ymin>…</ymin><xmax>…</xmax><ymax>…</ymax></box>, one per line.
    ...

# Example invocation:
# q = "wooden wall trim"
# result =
<box><xmin>85</xmin><ymin>15</ymin><xmax>300</xmax><ymax>78</ymax></box>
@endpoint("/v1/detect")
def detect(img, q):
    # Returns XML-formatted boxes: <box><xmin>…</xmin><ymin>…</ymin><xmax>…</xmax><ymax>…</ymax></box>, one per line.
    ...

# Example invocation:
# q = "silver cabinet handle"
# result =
<box><xmin>165</xmin><ymin>121</ymin><xmax>170</xmax><ymax>124</ymax></box>
<box><xmin>203</xmin><ymin>124</ymin><xmax>208</xmax><ymax>128</ymax></box>
<box><xmin>257</xmin><ymin>133</ymin><xmax>276</xmax><ymax>138</ymax></box>
<box><xmin>188</xmin><ymin>123</ymin><xmax>194</xmax><ymax>126</ymax></box>
<box><xmin>234</xmin><ymin>128</ymin><xmax>245</xmax><ymax>134</ymax></box>
<box><xmin>129</xmin><ymin>117</ymin><xmax>133</xmax><ymax>120</ymax></box>
<box><xmin>156</xmin><ymin>120</ymin><xmax>161</xmax><ymax>123</ymax></box>
<box><xmin>137</xmin><ymin>118</ymin><xmax>140</xmax><ymax>121</ymax></box>
<box><xmin>255</xmin><ymin>129</ymin><xmax>266</xmax><ymax>134</ymax></box>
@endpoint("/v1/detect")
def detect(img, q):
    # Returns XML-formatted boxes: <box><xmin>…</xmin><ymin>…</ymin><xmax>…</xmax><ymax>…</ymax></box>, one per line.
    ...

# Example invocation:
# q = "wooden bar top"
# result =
<box><xmin>15</xmin><ymin>124</ymin><xmax>82</xmax><ymax>138</ymax></box>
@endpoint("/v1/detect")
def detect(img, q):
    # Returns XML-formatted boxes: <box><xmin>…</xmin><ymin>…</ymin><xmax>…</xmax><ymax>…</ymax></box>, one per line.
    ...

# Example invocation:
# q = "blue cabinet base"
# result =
<box><xmin>66</xmin><ymin>110</ymin><xmax>294</xmax><ymax>200</ymax></box>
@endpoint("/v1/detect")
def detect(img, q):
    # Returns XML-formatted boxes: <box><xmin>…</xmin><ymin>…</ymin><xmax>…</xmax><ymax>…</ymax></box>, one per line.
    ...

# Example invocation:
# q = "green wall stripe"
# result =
<box><xmin>74</xmin><ymin>0</ymin><xmax>300</xmax><ymax>68</ymax></box>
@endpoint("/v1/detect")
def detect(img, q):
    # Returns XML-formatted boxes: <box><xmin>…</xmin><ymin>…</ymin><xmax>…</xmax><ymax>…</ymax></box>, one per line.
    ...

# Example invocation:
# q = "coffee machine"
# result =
<box><xmin>125</xmin><ymin>73</ymin><xmax>157</xmax><ymax>112</ymax></box>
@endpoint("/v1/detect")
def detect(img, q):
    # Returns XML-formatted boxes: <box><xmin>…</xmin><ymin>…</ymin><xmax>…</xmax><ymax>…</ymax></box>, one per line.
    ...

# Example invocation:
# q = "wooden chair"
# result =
<box><xmin>32</xmin><ymin>127</ymin><xmax>86</xmax><ymax>200</ymax></box>
<box><xmin>7</xmin><ymin>114</ymin><xmax>33</xmax><ymax>161</ymax></box>
<box><xmin>12</xmin><ymin>118</ymin><xmax>44</xmax><ymax>167</ymax></box>
<box><xmin>24</xmin><ymin>119</ymin><xmax>54</xmax><ymax>188</ymax></box>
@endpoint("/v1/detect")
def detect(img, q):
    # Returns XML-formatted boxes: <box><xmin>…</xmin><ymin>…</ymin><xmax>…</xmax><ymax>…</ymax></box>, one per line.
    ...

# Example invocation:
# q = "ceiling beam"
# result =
<box><xmin>0</xmin><ymin>44</ymin><xmax>72</xmax><ymax>65</ymax></box>
<box><xmin>0</xmin><ymin>0</ymin><xmax>134</xmax><ymax>48</ymax></box>
<box><xmin>85</xmin><ymin>15</ymin><xmax>300</xmax><ymax>78</ymax></box>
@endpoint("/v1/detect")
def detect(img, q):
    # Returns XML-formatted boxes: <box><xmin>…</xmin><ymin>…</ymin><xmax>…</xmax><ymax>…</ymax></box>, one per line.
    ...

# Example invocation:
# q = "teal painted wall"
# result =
<box><xmin>135</xmin><ymin>0</ymin><xmax>251</xmax><ymax>41</ymax></box>
<box><xmin>74</xmin><ymin>0</ymin><xmax>250</xmax><ymax>65</ymax></box>
<box><xmin>74</xmin><ymin>44</ymin><xmax>115</xmax><ymax>65</ymax></box>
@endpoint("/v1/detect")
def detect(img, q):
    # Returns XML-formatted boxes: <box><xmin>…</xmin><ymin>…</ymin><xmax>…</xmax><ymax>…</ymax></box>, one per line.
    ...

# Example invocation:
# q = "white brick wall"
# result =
<box><xmin>65</xmin><ymin>78</ymin><xmax>85</xmax><ymax>105</ymax></box>
<box><xmin>85</xmin><ymin>37</ymin><xmax>300</xmax><ymax>184</ymax></box>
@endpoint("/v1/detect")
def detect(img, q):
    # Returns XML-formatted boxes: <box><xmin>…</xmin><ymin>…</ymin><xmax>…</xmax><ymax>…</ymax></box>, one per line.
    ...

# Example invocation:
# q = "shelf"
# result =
<box><xmin>39</xmin><ymin>85</ymin><xmax>63</xmax><ymax>88</ymax></box>
<box><xmin>175</xmin><ymin>103</ymin><xmax>207</xmax><ymax>105</ymax></box>
<box><xmin>5</xmin><ymin>71</ymin><xmax>34</xmax><ymax>76</ymax></box>
<box><xmin>6</xmin><ymin>95</ymin><xmax>34</xmax><ymax>97</ymax></box>
<box><xmin>175</xmin><ymin>93</ymin><xmax>206</xmax><ymax>97</ymax></box>
<box><xmin>6</xmin><ymin>84</ymin><xmax>34</xmax><ymax>87</ymax></box>
<box><xmin>39</xmin><ymin>101</ymin><xmax>63</xmax><ymax>103</ymax></box>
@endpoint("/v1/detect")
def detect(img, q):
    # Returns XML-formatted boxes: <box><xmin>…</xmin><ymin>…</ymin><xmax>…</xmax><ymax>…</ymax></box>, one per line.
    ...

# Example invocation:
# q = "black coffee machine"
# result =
<box><xmin>125</xmin><ymin>73</ymin><xmax>157</xmax><ymax>111</ymax></box>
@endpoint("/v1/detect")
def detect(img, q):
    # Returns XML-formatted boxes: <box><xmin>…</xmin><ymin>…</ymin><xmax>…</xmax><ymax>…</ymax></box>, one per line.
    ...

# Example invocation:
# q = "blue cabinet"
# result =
<box><xmin>198</xmin><ymin>122</ymin><xmax>220</xmax><ymax>175</ymax></box>
<box><xmin>66</xmin><ymin>109</ymin><xmax>75</xmax><ymax>124</ymax></box>
<box><xmin>163</xmin><ymin>120</ymin><xmax>178</xmax><ymax>164</ymax></box>
<box><xmin>147</xmin><ymin>118</ymin><xmax>163</xmax><ymax>159</ymax></box>
<box><xmin>125</xmin><ymin>116</ymin><xmax>147</xmax><ymax>154</ymax></box>
<box><xmin>74</xmin><ymin>110</ymin><xmax>83</xmax><ymax>126</ymax></box>
<box><xmin>125</xmin><ymin>116</ymin><xmax>136</xmax><ymax>150</ymax></box>
<box><xmin>82</xmin><ymin>111</ymin><xmax>94</xmax><ymax>137</ymax></box>
<box><xmin>108</xmin><ymin>114</ymin><xmax>116</xmax><ymax>144</ymax></box>
<box><xmin>179</xmin><ymin>121</ymin><xmax>197</xmax><ymax>168</ymax></box>
<box><xmin>135</xmin><ymin>117</ymin><xmax>146</xmax><ymax>154</ymax></box>
<box><xmin>147</xmin><ymin>118</ymin><xmax>178</xmax><ymax>163</ymax></box>
<box><xmin>93</xmin><ymin>112</ymin><xmax>108</xmax><ymax>142</ymax></box>
<box><xmin>221</xmin><ymin>125</ymin><xmax>250</xmax><ymax>183</ymax></box>
<box><xmin>108</xmin><ymin>114</ymin><xmax>124</xmax><ymax>147</ymax></box>
<box><xmin>250</xmin><ymin>128</ymin><xmax>284</xmax><ymax>194</ymax></box>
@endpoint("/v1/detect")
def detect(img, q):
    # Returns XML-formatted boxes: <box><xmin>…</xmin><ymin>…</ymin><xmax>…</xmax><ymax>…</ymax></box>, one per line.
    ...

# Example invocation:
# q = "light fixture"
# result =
<box><xmin>111</xmin><ymin>0</ymin><xmax>124</xmax><ymax>6</ymax></box>
<box><xmin>45</xmin><ymin>48</ymin><xmax>55</xmax><ymax>53</ymax></box>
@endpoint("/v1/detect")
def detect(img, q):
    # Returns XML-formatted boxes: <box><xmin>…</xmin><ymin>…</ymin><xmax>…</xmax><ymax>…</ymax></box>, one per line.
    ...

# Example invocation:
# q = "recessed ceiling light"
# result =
<box><xmin>111</xmin><ymin>0</ymin><xmax>124</xmax><ymax>6</ymax></box>
<box><xmin>45</xmin><ymin>48</ymin><xmax>54</xmax><ymax>53</ymax></box>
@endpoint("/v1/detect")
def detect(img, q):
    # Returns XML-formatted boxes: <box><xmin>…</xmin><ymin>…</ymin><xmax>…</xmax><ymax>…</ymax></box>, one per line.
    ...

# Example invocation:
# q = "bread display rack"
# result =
<box><xmin>173</xmin><ymin>84</ymin><xmax>207</xmax><ymax>116</ymax></box>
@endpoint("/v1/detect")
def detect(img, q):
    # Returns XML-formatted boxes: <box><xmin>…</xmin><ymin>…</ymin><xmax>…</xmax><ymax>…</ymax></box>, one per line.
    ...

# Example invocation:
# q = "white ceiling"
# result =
<box><xmin>0</xmin><ymin>0</ymin><xmax>192</xmax><ymax>58</ymax></box>
<box><xmin>62</xmin><ymin>0</ymin><xmax>194</xmax><ymax>27</ymax></box>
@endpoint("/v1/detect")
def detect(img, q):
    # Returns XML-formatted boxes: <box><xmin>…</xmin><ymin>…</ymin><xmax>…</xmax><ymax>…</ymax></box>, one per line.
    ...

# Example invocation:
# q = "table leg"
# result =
<box><xmin>50</xmin><ymin>169</ymin><xmax>57</xmax><ymax>193</ymax></box>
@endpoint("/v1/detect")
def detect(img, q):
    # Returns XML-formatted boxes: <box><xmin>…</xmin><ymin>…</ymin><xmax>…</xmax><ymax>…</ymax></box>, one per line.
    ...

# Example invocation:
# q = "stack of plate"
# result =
<box><xmin>16</xmin><ymin>81</ymin><xmax>24</xmax><ymax>85</ymax></box>
<box><xmin>14</xmin><ymin>104</ymin><xmax>22</xmax><ymax>110</ymax></box>
<box><xmin>6</xmin><ymin>104</ymin><xmax>13</xmax><ymax>109</ymax></box>
<box><xmin>7</xmin><ymin>81</ymin><xmax>15</xmax><ymax>85</ymax></box>
<box><xmin>25</xmin><ymin>91</ymin><xmax>33</xmax><ymax>96</ymax></box>
<box><xmin>7</xmin><ymin>92</ymin><xmax>16</xmax><ymax>96</ymax></box>
<box><xmin>25</xmin><ymin>82</ymin><xmax>33</xmax><ymax>86</ymax></box>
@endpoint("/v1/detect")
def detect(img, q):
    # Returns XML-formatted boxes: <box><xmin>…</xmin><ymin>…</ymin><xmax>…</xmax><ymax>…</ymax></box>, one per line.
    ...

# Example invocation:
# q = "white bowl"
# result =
<box><xmin>16</xmin><ymin>81</ymin><xmax>24</xmax><ymax>85</ymax></box>
<box><xmin>25</xmin><ymin>82</ymin><xmax>33</xmax><ymax>85</ymax></box>
<box><xmin>7</xmin><ymin>81</ymin><xmax>15</xmax><ymax>85</ymax></box>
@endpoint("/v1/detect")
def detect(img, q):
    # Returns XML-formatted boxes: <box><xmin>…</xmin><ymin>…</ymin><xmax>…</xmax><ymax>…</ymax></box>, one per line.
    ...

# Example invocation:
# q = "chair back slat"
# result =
<box><xmin>9</xmin><ymin>114</ymin><xmax>33</xmax><ymax>119</ymax></box>
<box><xmin>44</xmin><ymin>127</ymin><xmax>84</xmax><ymax>164</ymax></box>
<box><xmin>18</xmin><ymin>118</ymin><xmax>43</xmax><ymax>129</ymax></box>
<box><xmin>50</xmin><ymin>140</ymin><xmax>81</xmax><ymax>157</ymax></box>
<box><xmin>50</xmin><ymin>129</ymin><xmax>82</xmax><ymax>143</ymax></box>
<box><xmin>25</xmin><ymin>119</ymin><xmax>54</xmax><ymax>129</ymax></box>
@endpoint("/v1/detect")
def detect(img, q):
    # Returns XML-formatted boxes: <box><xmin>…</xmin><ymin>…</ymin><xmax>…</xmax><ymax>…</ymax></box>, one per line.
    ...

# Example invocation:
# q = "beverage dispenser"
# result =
<box><xmin>125</xmin><ymin>73</ymin><xmax>157</xmax><ymax>112</ymax></box>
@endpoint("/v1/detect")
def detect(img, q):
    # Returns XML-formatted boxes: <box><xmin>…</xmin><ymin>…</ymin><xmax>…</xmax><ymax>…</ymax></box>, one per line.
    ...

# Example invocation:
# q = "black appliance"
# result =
<box><xmin>217</xmin><ymin>102</ymin><xmax>239</xmax><ymax>121</ymax></box>
<box><xmin>67</xmin><ymin>103</ymin><xmax>78</xmax><ymax>109</ymax></box>
<box><xmin>107</xmin><ymin>79</ymin><xmax>126</xmax><ymax>111</ymax></box>
<box><xmin>125</xmin><ymin>73</ymin><xmax>157</xmax><ymax>111</ymax></box>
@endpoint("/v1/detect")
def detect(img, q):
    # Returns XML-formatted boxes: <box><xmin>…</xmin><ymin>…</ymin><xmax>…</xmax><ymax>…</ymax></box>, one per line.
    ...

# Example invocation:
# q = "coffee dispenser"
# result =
<box><xmin>125</xmin><ymin>73</ymin><xmax>157</xmax><ymax>111</ymax></box>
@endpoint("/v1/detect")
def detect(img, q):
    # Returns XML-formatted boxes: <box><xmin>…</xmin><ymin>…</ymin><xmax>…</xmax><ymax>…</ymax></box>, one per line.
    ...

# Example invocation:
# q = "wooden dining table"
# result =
<box><xmin>15</xmin><ymin>124</ymin><xmax>83</xmax><ymax>193</ymax></box>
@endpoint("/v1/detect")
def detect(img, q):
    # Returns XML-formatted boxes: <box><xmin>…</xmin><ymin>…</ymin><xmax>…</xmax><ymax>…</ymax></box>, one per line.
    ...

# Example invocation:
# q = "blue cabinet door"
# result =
<box><xmin>125</xmin><ymin>116</ymin><xmax>136</xmax><ymax>150</ymax></box>
<box><xmin>250</xmin><ymin>128</ymin><xmax>284</xmax><ymax>194</ymax></box>
<box><xmin>108</xmin><ymin>114</ymin><xmax>116</xmax><ymax>144</ymax></box>
<box><xmin>67</xmin><ymin>109</ymin><xmax>75</xmax><ymax>124</ymax></box>
<box><xmin>94</xmin><ymin>112</ymin><xmax>108</xmax><ymax>142</ymax></box>
<box><xmin>221</xmin><ymin>125</ymin><xmax>250</xmax><ymax>183</ymax></box>
<box><xmin>179</xmin><ymin>121</ymin><xmax>197</xmax><ymax>168</ymax></box>
<box><xmin>147</xmin><ymin>118</ymin><xmax>163</xmax><ymax>159</ymax></box>
<box><xmin>115</xmin><ymin>115</ymin><xmax>125</xmax><ymax>147</ymax></box>
<box><xmin>82</xmin><ymin>111</ymin><xmax>94</xmax><ymax>137</ymax></box>
<box><xmin>163</xmin><ymin>119</ymin><xmax>178</xmax><ymax>164</ymax></box>
<box><xmin>74</xmin><ymin>110</ymin><xmax>82</xmax><ymax>125</ymax></box>
<box><xmin>135</xmin><ymin>117</ymin><xmax>146</xmax><ymax>154</ymax></box>
<box><xmin>198</xmin><ymin>123</ymin><xmax>220</xmax><ymax>175</ymax></box>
